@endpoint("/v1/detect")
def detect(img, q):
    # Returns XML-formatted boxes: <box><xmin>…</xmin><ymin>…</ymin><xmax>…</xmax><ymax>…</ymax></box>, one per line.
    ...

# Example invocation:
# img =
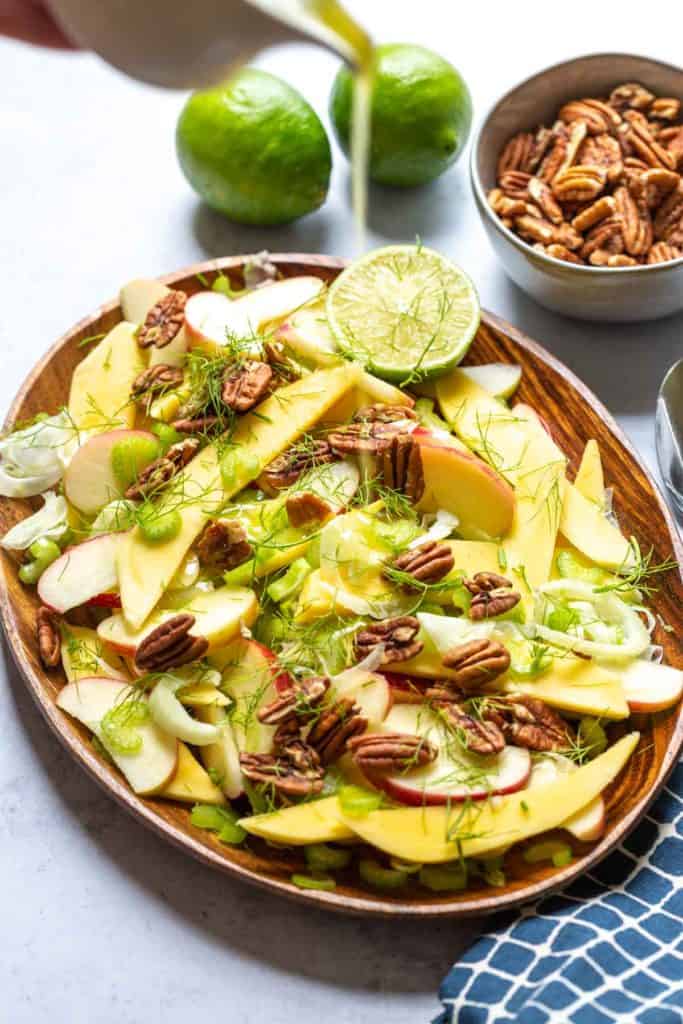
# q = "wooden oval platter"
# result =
<box><xmin>1</xmin><ymin>254</ymin><xmax>681</xmax><ymax>917</ymax></box>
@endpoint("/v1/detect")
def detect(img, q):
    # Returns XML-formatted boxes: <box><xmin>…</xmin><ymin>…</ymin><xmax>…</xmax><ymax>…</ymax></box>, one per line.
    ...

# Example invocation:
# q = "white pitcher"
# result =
<box><xmin>44</xmin><ymin>0</ymin><xmax>365</xmax><ymax>88</ymax></box>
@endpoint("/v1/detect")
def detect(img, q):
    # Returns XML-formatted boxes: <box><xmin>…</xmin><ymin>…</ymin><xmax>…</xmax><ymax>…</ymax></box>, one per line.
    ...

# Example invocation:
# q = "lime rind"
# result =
<box><xmin>325</xmin><ymin>245</ymin><xmax>480</xmax><ymax>383</ymax></box>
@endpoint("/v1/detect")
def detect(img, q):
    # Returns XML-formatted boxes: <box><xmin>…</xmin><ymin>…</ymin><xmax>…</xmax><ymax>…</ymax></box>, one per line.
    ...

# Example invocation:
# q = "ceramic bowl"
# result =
<box><xmin>471</xmin><ymin>53</ymin><xmax>683</xmax><ymax>322</ymax></box>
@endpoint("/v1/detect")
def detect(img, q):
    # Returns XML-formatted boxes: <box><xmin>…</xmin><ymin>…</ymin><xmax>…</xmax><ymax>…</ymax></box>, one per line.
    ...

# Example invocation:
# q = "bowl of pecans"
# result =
<box><xmin>471</xmin><ymin>53</ymin><xmax>683</xmax><ymax>321</ymax></box>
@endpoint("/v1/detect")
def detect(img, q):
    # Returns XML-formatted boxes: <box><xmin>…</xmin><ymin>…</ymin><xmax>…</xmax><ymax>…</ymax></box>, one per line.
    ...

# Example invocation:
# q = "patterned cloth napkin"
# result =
<box><xmin>436</xmin><ymin>759</ymin><xmax>682</xmax><ymax>1024</ymax></box>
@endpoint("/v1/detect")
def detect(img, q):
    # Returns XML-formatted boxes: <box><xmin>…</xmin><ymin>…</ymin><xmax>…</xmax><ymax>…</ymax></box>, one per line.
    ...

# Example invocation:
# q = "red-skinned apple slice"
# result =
<box><xmin>414</xmin><ymin>435</ymin><xmax>515</xmax><ymax>540</ymax></box>
<box><xmin>621</xmin><ymin>659</ymin><xmax>683</xmax><ymax>712</ymax></box>
<box><xmin>185</xmin><ymin>278</ymin><xmax>323</xmax><ymax>352</ymax></box>
<box><xmin>365</xmin><ymin>704</ymin><xmax>531</xmax><ymax>806</ymax></box>
<box><xmin>38</xmin><ymin>532</ymin><xmax>123</xmax><ymax>613</ymax></box>
<box><xmin>57</xmin><ymin>677</ymin><xmax>178</xmax><ymax>795</ymax></box>
<box><xmin>64</xmin><ymin>428</ymin><xmax>158</xmax><ymax>515</ymax></box>
<box><xmin>87</xmin><ymin>592</ymin><xmax>122</xmax><ymax>608</ymax></box>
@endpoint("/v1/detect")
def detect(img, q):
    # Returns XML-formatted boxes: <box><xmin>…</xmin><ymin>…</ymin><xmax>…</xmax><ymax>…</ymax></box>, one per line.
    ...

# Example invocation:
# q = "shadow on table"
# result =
<box><xmin>5</xmin><ymin>643</ymin><xmax>478</xmax><ymax>998</ymax></box>
<box><xmin>494</xmin><ymin>271</ymin><xmax>683</xmax><ymax>422</ymax></box>
<box><xmin>192</xmin><ymin>202</ymin><xmax>336</xmax><ymax>260</ymax></box>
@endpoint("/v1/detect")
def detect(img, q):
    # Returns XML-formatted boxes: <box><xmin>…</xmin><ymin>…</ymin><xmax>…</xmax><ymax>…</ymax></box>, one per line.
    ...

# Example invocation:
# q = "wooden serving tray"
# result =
<box><xmin>1</xmin><ymin>254</ymin><xmax>681</xmax><ymax>918</ymax></box>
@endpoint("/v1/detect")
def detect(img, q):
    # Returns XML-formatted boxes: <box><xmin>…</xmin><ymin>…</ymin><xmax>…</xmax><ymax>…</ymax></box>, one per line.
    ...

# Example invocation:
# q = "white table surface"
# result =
<box><xmin>1</xmin><ymin>4</ymin><xmax>681</xmax><ymax>1022</ymax></box>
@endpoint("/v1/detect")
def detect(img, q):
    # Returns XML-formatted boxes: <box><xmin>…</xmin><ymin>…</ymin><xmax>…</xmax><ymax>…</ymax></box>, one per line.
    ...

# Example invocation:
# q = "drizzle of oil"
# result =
<box><xmin>307</xmin><ymin>0</ymin><xmax>374</xmax><ymax>252</ymax></box>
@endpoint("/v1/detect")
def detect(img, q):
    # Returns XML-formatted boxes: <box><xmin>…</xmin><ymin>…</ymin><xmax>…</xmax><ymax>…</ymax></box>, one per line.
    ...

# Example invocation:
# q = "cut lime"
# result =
<box><xmin>326</xmin><ymin>245</ymin><xmax>479</xmax><ymax>383</ymax></box>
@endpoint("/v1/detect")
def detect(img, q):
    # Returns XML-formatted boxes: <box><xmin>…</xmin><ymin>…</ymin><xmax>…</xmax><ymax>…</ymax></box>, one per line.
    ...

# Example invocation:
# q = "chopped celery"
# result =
<box><xmin>556</xmin><ymin>549</ymin><xmax>604</xmax><ymax>584</ymax></box>
<box><xmin>191</xmin><ymin>804</ymin><xmax>246</xmax><ymax>844</ymax></box>
<box><xmin>111</xmin><ymin>435</ymin><xmax>160</xmax><ymax>489</ymax></box>
<box><xmin>338</xmin><ymin>785</ymin><xmax>382</xmax><ymax>818</ymax></box>
<box><xmin>101</xmin><ymin>699</ymin><xmax>148</xmax><ymax>756</ymax></box>
<box><xmin>18</xmin><ymin>560</ymin><xmax>44</xmax><ymax>585</ymax></box>
<box><xmin>472</xmin><ymin>855</ymin><xmax>506</xmax><ymax>888</ymax></box>
<box><xmin>578</xmin><ymin>717</ymin><xmax>608</xmax><ymax>759</ymax></box>
<box><xmin>218</xmin><ymin>819</ymin><xmax>247</xmax><ymax>845</ymax></box>
<box><xmin>151</xmin><ymin>422</ymin><xmax>183</xmax><ymax>453</ymax></box>
<box><xmin>414</xmin><ymin>397</ymin><xmax>452</xmax><ymax>435</ymax></box>
<box><xmin>266</xmin><ymin>558</ymin><xmax>312</xmax><ymax>604</ymax></box>
<box><xmin>359</xmin><ymin>858</ymin><xmax>408</xmax><ymax>890</ymax></box>
<box><xmin>305</xmin><ymin>534</ymin><xmax>321</xmax><ymax>569</ymax></box>
<box><xmin>28</xmin><ymin>537</ymin><xmax>61</xmax><ymax>564</ymax></box>
<box><xmin>220</xmin><ymin>449</ymin><xmax>260</xmax><ymax>490</ymax></box>
<box><xmin>305</xmin><ymin>843</ymin><xmax>352</xmax><ymax>873</ymax></box>
<box><xmin>523</xmin><ymin>839</ymin><xmax>571</xmax><ymax>864</ymax></box>
<box><xmin>138</xmin><ymin>506</ymin><xmax>182</xmax><ymax>544</ymax></box>
<box><xmin>508</xmin><ymin>640</ymin><xmax>553</xmax><ymax>680</ymax></box>
<box><xmin>552</xmin><ymin>847</ymin><xmax>573</xmax><ymax>868</ymax></box>
<box><xmin>419</xmin><ymin>862</ymin><xmax>468</xmax><ymax>892</ymax></box>
<box><xmin>291</xmin><ymin>873</ymin><xmax>336</xmax><ymax>891</ymax></box>
<box><xmin>547</xmin><ymin>606</ymin><xmax>580</xmax><ymax>633</ymax></box>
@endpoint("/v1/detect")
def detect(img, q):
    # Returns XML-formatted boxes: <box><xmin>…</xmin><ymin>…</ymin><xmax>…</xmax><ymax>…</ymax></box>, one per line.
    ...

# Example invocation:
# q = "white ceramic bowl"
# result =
<box><xmin>471</xmin><ymin>53</ymin><xmax>683</xmax><ymax>322</ymax></box>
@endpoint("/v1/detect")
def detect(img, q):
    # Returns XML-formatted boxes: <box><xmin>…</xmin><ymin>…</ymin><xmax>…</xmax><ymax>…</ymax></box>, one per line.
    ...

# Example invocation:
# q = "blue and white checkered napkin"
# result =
<box><xmin>436</xmin><ymin>760</ymin><xmax>683</xmax><ymax>1024</ymax></box>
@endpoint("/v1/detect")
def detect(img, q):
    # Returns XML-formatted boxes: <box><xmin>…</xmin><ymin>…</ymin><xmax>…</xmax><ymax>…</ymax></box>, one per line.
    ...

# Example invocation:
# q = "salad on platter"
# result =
<box><xmin>2</xmin><ymin>244</ymin><xmax>680</xmax><ymax>897</ymax></box>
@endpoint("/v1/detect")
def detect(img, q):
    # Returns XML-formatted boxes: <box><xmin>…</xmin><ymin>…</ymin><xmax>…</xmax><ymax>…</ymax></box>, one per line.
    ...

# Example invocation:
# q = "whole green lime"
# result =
<box><xmin>329</xmin><ymin>44</ymin><xmax>473</xmax><ymax>187</ymax></box>
<box><xmin>176</xmin><ymin>68</ymin><xmax>332</xmax><ymax>225</ymax></box>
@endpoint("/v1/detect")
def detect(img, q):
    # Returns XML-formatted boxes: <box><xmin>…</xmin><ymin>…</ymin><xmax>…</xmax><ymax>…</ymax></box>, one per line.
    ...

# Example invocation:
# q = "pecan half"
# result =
<box><xmin>580</xmin><ymin>216</ymin><xmax>624</xmax><ymax>260</ymax></box>
<box><xmin>124</xmin><ymin>438</ymin><xmax>199</xmax><ymax>501</ymax></box>
<box><xmin>258</xmin><ymin>675</ymin><xmax>330</xmax><ymax>725</ymax></box>
<box><xmin>441</xmin><ymin>638</ymin><xmax>511</xmax><ymax>689</ymax></box>
<box><xmin>648</xmin><ymin>242</ymin><xmax>682</xmax><ymax>264</ymax></box>
<box><xmin>489</xmin><ymin>696</ymin><xmax>573</xmax><ymax>752</ymax></box>
<box><xmin>307</xmin><ymin>698</ymin><xmax>367</xmax><ymax>765</ymax></box>
<box><xmin>354</xmin><ymin>615</ymin><xmax>423</xmax><ymax>666</ymax></box>
<box><xmin>221</xmin><ymin>360</ymin><xmax>273</xmax><ymax>413</ymax></box>
<box><xmin>552</xmin><ymin>165</ymin><xmax>607</xmax><ymax>203</ymax></box>
<box><xmin>135</xmin><ymin>614</ymin><xmax>208</xmax><ymax>672</ymax></box>
<box><xmin>353</xmin><ymin>403</ymin><xmax>416</xmax><ymax>424</ymax></box>
<box><xmin>260</xmin><ymin>439</ymin><xmax>336</xmax><ymax>493</ymax></box>
<box><xmin>609</xmin><ymin>82</ymin><xmax>654</xmax><ymax>113</ymax></box>
<box><xmin>558</xmin><ymin>98</ymin><xmax>620</xmax><ymax>135</ymax></box>
<box><xmin>623</xmin><ymin>119</ymin><xmax>676</xmax><ymax>170</ymax></box>
<box><xmin>641</xmin><ymin>168</ymin><xmax>680</xmax><ymax>209</ymax></box>
<box><xmin>571</xmin><ymin>195</ymin><xmax>616</xmax><ymax>232</ymax></box>
<box><xmin>577</xmin><ymin>133</ymin><xmax>623</xmax><ymax>184</ymax></box>
<box><xmin>515</xmin><ymin>214</ymin><xmax>555</xmax><ymax>246</ymax></box>
<box><xmin>650</xmin><ymin>97</ymin><xmax>681</xmax><ymax>122</ymax></box>
<box><xmin>171</xmin><ymin>415</ymin><xmax>221</xmax><ymax>434</ymax></box>
<box><xmin>239</xmin><ymin>752</ymin><xmax>323</xmax><ymax>799</ymax></box>
<box><xmin>381</xmin><ymin>434</ymin><xmax>424</xmax><ymax>502</ymax></box>
<box><xmin>386</xmin><ymin>540</ymin><xmax>454</xmax><ymax>590</ymax></box>
<box><xmin>285</xmin><ymin>491</ymin><xmax>333</xmax><ymax>528</ymax></box>
<box><xmin>37</xmin><ymin>605</ymin><xmax>60</xmax><ymax>668</ymax></box>
<box><xmin>654</xmin><ymin>182</ymin><xmax>683</xmax><ymax>241</ymax></box>
<box><xmin>659</xmin><ymin>126</ymin><xmax>683</xmax><ymax>169</ymax></box>
<box><xmin>544</xmin><ymin>244</ymin><xmax>584</xmax><ymax>265</ymax></box>
<box><xmin>348</xmin><ymin>732</ymin><xmax>437</xmax><ymax>771</ymax></box>
<box><xmin>195</xmin><ymin>518</ymin><xmax>252</xmax><ymax>571</ymax></box>
<box><xmin>528</xmin><ymin>176</ymin><xmax>564</xmax><ymax>224</ymax></box>
<box><xmin>464</xmin><ymin>571</ymin><xmax>521</xmax><ymax>621</ymax></box>
<box><xmin>497</xmin><ymin>133</ymin><xmax>535</xmax><ymax>177</ymax></box>
<box><xmin>438</xmin><ymin>702</ymin><xmax>506</xmax><ymax>756</ymax></box>
<box><xmin>327</xmin><ymin>420</ymin><xmax>403</xmax><ymax>456</ymax></box>
<box><xmin>131</xmin><ymin>364</ymin><xmax>184</xmax><ymax>399</ymax></box>
<box><xmin>614</xmin><ymin>184</ymin><xmax>653</xmax><ymax>255</ymax></box>
<box><xmin>275</xmin><ymin>737</ymin><xmax>322</xmax><ymax>775</ymax></box>
<box><xmin>137</xmin><ymin>291</ymin><xmax>186</xmax><ymax>349</ymax></box>
<box><xmin>498</xmin><ymin>170</ymin><xmax>531</xmax><ymax>199</ymax></box>
<box><xmin>607</xmin><ymin>254</ymin><xmax>638</xmax><ymax>267</ymax></box>
<box><xmin>487</xmin><ymin>189</ymin><xmax>527</xmax><ymax>219</ymax></box>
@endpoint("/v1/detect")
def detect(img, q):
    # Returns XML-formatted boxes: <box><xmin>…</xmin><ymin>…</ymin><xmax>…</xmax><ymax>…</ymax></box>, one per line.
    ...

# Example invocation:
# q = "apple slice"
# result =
<box><xmin>331</xmin><ymin>667</ymin><xmax>392</xmax><ymax>728</ymax></box>
<box><xmin>621</xmin><ymin>659</ymin><xmax>683</xmax><ymax>712</ymax></box>
<box><xmin>415</xmin><ymin>435</ymin><xmax>515</xmax><ymax>541</ymax></box>
<box><xmin>57</xmin><ymin>677</ymin><xmax>178</xmax><ymax>794</ymax></box>
<box><xmin>185</xmin><ymin>277</ymin><xmax>324</xmax><ymax>353</ymax></box>
<box><xmin>275</xmin><ymin>301</ymin><xmax>340</xmax><ymax>368</ymax></box>
<box><xmin>60</xmin><ymin>624</ymin><xmax>128</xmax><ymax>683</ymax></box>
<box><xmin>209</xmin><ymin>638</ymin><xmax>280</xmax><ymax>754</ymax></box>
<box><xmin>120</xmin><ymin>278</ymin><xmax>169</xmax><ymax>323</ymax></box>
<box><xmin>64</xmin><ymin>429</ymin><xmax>159</xmax><ymax>516</ymax></box>
<box><xmin>97</xmin><ymin>586</ymin><xmax>259</xmax><ymax>656</ymax></box>
<box><xmin>195</xmin><ymin>703</ymin><xmax>243</xmax><ymax>799</ymax></box>
<box><xmin>39</xmin><ymin>533</ymin><xmax>122</xmax><ymax>613</ymax></box>
<box><xmin>159</xmin><ymin>741</ymin><xmax>225</xmax><ymax>805</ymax></box>
<box><xmin>366</xmin><ymin>704</ymin><xmax>531</xmax><ymax>806</ymax></box>
<box><xmin>527</xmin><ymin>753</ymin><xmax>606</xmax><ymax>842</ymax></box>
<box><xmin>461</xmin><ymin>363</ymin><xmax>521</xmax><ymax>400</ymax></box>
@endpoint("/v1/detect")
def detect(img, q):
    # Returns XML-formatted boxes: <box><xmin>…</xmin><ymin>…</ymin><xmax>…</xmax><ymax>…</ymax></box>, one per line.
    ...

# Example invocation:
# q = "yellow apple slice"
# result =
<box><xmin>178</xmin><ymin>683</ymin><xmax>230</xmax><ymax>707</ymax></box>
<box><xmin>120</xmin><ymin>278</ymin><xmax>169</xmax><ymax>323</ymax></box>
<box><xmin>159</xmin><ymin>742</ymin><xmax>225</xmax><ymax>805</ymax></box>
<box><xmin>574</xmin><ymin>439</ymin><xmax>605</xmax><ymax>507</ymax></box>
<box><xmin>57</xmin><ymin>677</ymin><xmax>178</xmax><ymax>795</ymax></box>
<box><xmin>118</xmin><ymin>365</ymin><xmax>361</xmax><ymax>628</ymax></box>
<box><xmin>239</xmin><ymin>796</ymin><xmax>356</xmax><ymax>845</ymax></box>
<box><xmin>414</xmin><ymin>434</ymin><xmax>515</xmax><ymax>540</ymax></box>
<box><xmin>436</xmin><ymin>370</ymin><xmax>566</xmax><ymax>592</ymax></box>
<box><xmin>60</xmin><ymin>624</ymin><xmax>128</xmax><ymax>683</ymax></box>
<box><xmin>336</xmin><ymin>732</ymin><xmax>639</xmax><ymax>863</ymax></box>
<box><xmin>98</xmin><ymin>586</ymin><xmax>258</xmax><ymax>655</ymax></box>
<box><xmin>69</xmin><ymin>322</ymin><xmax>145</xmax><ymax>431</ymax></box>
<box><xmin>502</xmin><ymin>657</ymin><xmax>629</xmax><ymax>719</ymax></box>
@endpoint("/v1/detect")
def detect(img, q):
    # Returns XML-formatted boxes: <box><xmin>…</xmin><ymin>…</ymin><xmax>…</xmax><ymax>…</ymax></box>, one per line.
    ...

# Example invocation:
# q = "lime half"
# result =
<box><xmin>326</xmin><ymin>245</ymin><xmax>479</xmax><ymax>383</ymax></box>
